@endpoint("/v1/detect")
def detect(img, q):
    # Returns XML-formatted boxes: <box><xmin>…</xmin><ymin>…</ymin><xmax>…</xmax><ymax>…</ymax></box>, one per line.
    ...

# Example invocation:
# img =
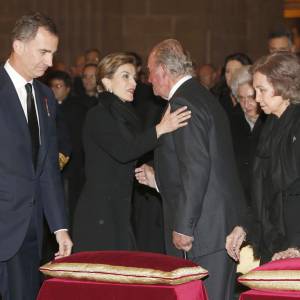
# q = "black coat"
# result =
<box><xmin>154</xmin><ymin>78</ymin><xmax>246</xmax><ymax>258</ymax></box>
<box><xmin>230</xmin><ymin>113</ymin><xmax>266</xmax><ymax>206</ymax></box>
<box><xmin>249</xmin><ymin>104</ymin><xmax>300</xmax><ymax>261</ymax></box>
<box><xmin>132</xmin><ymin>81</ymin><xmax>166</xmax><ymax>253</ymax></box>
<box><xmin>72</xmin><ymin>92</ymin><xmax>158</xmax><ymax>251</ymax></box>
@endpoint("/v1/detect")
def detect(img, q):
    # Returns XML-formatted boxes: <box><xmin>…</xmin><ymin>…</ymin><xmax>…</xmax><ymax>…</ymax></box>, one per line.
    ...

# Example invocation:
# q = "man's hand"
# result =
<box><xmin>225</xmin><ymin>226</ymin><xmax>246</xmax><ymax>261</ymax></box>
<box><xmin>55</xmin><ymin>230</ymin><xmax>73</xmax><ymax>259</ymax></box>
<box><xmin>135</xmin><ymin>164</ymin><xmax>157</xmax><ymax>189</ymax></box>
<box><xmin>172</xmin><ymin>231</ymin><xmax>194</xmax><ymax>252</ymax></box>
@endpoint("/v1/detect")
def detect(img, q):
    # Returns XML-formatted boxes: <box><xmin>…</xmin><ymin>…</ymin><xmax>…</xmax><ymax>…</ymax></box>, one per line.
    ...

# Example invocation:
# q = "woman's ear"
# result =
<box><xmin>102</xmin><ymin>78</ymin><xmax>112</xmax><ymax>92</ymax></box>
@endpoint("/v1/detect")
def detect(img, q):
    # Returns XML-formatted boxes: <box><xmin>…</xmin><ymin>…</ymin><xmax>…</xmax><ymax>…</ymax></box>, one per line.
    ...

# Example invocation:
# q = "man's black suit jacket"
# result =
<box><xmin>0</xmin><ymin>66</ymin><xmax>68</xmax><ymax>261</ymax></box>
<box><xmin>154</xmin><ymin>78</ymin><xmax>246</xmax><ymax>258</ymax></box>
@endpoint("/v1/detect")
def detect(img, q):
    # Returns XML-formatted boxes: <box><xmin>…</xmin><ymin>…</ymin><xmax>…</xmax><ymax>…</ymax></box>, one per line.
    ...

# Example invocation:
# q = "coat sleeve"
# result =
<box><xmin>86</xmin><ymin>106</ymin><xmax>158</xmax><ymax>163</ymax></box>
<box><xmin>170</xmin><ymin>96</ymin><xmax>211</xmax><ymax>237</ymax></box>
<box><xmin>40</xmin><ymin>90</ymin><xmax>68</xmax><ymax>232</ymax></box>
<box><xmin>283</xmin><ymin>124</ymin><xmax>300</xmax><ymax>248</ymax></box>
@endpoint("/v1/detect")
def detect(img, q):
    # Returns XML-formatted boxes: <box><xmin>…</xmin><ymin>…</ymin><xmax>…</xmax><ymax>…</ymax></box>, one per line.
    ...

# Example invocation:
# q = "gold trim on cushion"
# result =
<box><xmin>239</xmin><ymin>270</ymin><xmax>300</xmax><ymax>291</ymax></box>
<box><xmin>40</xmin><ymin>262</ymin><xmax>208</xmax><ymax>285</ymax></box>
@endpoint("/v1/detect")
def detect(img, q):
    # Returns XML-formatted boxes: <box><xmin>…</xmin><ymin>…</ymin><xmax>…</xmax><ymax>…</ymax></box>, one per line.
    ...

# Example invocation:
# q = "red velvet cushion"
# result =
<box><xmin>40</xmin><ymin>251</ymin><xmax>208</xmax><ymax>285</ymax></box>
<box><xmin>238</xmin><ymin>258</ymin><xmax>300</xmax><ymax>292</ymax></box>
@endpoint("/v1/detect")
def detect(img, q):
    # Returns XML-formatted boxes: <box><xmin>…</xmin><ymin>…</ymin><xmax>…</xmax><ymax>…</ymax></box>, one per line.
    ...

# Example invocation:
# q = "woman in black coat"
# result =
<box><xmin>73</xmin><ymin>52</ymin><xmax>191</xmax><ymax>251</ymax></box>
<box><xmin>229</xmin><ymin>65</ymin><xmax>266</xmax><ymax>207</ymax></box>
<box><xmin>226</xmin><ymin>52</ymin><xmax>300</xmax><ymax>263</ymax></box>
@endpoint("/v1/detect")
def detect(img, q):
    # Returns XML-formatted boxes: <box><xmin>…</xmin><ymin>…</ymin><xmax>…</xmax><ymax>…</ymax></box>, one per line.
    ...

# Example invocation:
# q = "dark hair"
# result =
<box><xmin>224</xmin><ymin>53</ymin><xmax>252</xmax><ymax>69</ymax></box>
<box><xmin>97</xmin><ymin>52</ymin><xmax>137</xmax><ymax>91</ymax></box>
<box><xmin>47</xmin><ymin>70</ymin><xmax>72</xmax><ymax>88</ymax></box>
<box><xmin>85</xmin><ymin>48</ymin><xmax>101</xmax><ymax>56</ymax></box>
<box><xmin>268</xmin><ymin>25</ymin><xmax>293</xmax><ymax>43</ymax></box>
<box><xmin>12</xmin><ymin>12</ymin><xmax>58</xmax><ymax>42</ymax></box>
<box><xmin>220</xmin><ymin>52</ymin><xmax>252</xmax><ymax>79</ymax></box>
<box><xmin>83</xmin><ymin>63</ymin><xmax>98</xmax><ymax>72</ymax></box>
<box><xmin>251</xmin><ymin>51</ymin><xmax>300</xmax><ymax>104</ymax></box>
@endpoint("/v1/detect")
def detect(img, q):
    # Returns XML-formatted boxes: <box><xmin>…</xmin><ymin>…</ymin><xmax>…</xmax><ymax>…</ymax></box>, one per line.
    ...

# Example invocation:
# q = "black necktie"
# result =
<box><xmin>25</xmin><ymin>83</ymin><xmax>39</xmax><ymax>169</ymax></box>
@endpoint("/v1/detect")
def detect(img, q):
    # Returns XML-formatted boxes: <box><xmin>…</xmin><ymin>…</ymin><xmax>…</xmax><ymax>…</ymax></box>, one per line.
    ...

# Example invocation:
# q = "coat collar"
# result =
<box><xmin>99</xmin><ymin>91</ymin><xmax>142</xmax><ymax>129</ymax></box>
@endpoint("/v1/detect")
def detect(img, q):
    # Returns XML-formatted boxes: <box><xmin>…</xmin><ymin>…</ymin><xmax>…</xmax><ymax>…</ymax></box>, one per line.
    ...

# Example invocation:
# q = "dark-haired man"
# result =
<box><xmin>0</xmin><ymin>12</ymin><xmax>72</xmax><ymax>300</ymax></box>
<box><xmin>268</xmin><ymin>26</ymin><xmax>295</xmax><ymax>53</ymax></box>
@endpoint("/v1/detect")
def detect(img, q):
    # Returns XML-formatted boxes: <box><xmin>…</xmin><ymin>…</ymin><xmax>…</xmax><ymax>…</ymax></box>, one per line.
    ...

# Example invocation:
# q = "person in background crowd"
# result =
<box><xmin>0</xmin><ymin>12</ymin><xmax>72</xmax><ymax>300</ymax></box>
<box><xmin>81</xmin><ymin>63</ymin><xmax>99</xmax><ymax>108</ymax></box>
<box><xmin>212</xmin><ymin>52</ymin><xmax>252</xmax><ymax>118</ymax></box>
<box><xmin>49</xmin><ymin>70</ymin><xmax>72</xmax><ymax>105</ymax></box>
<box><xmin>196</xmin><ymin>63</ymin><xmax>217</xmax><ymax>89</ymax></box>
<box><xmin>229</xmin><ymin>65</ymin><xmax>266</xmax><ymax>206</ymax></box>
<box><xmin>72</xmin><ymin>52</ymin><xmax>191</xmax><ymax>252</ymax></box>
<box><xmin>135</xmin><ymin>39</ymin><xmax>246</xmax><ymax>300</ymax></box>
<box><xmin>227</xmin><ymin>52</ymin><xmax>300</xmax><ymax>265</ymax></box>
<box><xmin>268</xmin><ymin>25</ymin><xmax>295</xmax><ymax>53</ymax></box>
<box><xmin>85</xmin><ymin>48</ymin><xmax>100</xmax><ymax>65</ymax></box>
<box><xmin>71</xmin><ymin>53</ymin><xmax>86</xmax><ymax>96</ymax></box>
<box><xmin>48</xmin><ymin>70</ymin><xmax>89</xmax><ymax>230</ymax></box>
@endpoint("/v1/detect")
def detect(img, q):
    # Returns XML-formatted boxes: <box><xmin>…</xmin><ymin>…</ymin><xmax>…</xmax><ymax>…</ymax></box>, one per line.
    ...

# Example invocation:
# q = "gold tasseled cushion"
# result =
<box><xmin>40</xmin><ymin>251</ymin><xmax>208</xmax><ymax>285</ymax></box>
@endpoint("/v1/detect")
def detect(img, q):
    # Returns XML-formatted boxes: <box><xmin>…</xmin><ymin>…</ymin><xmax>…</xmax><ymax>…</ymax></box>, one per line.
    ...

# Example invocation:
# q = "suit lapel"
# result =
<box><xmin>0</xmin><ymin>67</ymin><xmax>33</xmax><ymax>162</ymax></box>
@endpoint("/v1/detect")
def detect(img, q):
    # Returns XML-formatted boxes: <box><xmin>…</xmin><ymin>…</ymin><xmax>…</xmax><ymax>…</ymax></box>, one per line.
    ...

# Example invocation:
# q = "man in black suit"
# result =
<box><xmin>135</xmin><ymin>39</ymin><xmax>246</xmax><ymax>300</ymax></box>
<box><xmin>0</xmin><ymin>13</ymin><xmax>73</xmax><ymax>300</ymax></box>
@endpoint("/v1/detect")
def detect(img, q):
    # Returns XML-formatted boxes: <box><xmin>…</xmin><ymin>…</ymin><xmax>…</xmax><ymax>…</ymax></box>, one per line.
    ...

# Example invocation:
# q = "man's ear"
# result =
<box><xmin>12</xmin><ymin>40</ymin><xmax>25</xmax><ymax>55</ymax></box>
<box><xmin>102</xmin><ymin>78</ymin><xmax>111</xmax><ymax>92</ymax></box>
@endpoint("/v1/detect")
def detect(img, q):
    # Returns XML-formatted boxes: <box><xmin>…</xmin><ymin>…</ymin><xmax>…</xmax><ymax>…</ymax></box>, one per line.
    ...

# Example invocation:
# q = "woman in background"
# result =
<box><xmin>229</xmin><ymin>65</ymin><xmax>265</xmax><ymax>206</ymax></box>
<box><xmin>73</xmin><ymin>52</ymin><xmax>191</xmax><ymax>251</ymax></box>
<box><xmin>212</xmin><ymin>53</ymin><xmax>252</xmax><ymax>118</ymax></box>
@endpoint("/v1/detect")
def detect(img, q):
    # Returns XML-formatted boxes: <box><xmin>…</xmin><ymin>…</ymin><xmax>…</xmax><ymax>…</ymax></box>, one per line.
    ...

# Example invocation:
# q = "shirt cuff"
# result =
<box><xmin>174</xmin><ymin>231</ymin><xmax>194</xmax><ymax>239</ymax></box>
<box><xmin>54</xmin><ymin>229</ymin><xmax>68</xmax><ymax>234</ymax></box>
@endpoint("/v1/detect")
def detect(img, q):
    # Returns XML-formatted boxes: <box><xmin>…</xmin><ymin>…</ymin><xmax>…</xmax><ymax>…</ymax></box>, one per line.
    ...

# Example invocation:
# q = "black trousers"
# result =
<box><xmin>0</xmin><ymin>211</ymin><xmax>40</xmax><ymax>300</ymax></box>
<box><xmin>191</xmin><ymin>249</ymin><xmax>236</xmax><ymax>300</ymax></box>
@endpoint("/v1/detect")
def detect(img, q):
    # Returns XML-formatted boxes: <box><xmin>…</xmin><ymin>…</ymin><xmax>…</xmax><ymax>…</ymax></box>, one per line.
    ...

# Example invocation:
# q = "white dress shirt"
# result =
<box><xmin>168</xmin><ymin>75</ymin><xmax>192</xmax><ymax>100</ymax></box>
<box><xmin>4</xmin><ymin>61</ymin><xmax>40</xmax><ymax>125</ymax></box>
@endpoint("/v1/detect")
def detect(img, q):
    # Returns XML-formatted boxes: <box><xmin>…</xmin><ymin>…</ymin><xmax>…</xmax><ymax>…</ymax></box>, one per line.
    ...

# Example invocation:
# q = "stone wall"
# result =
<box><xmin>0</xmin><ymin>0</ymin><xmax>283</xmax><ymax>68</ymax></box>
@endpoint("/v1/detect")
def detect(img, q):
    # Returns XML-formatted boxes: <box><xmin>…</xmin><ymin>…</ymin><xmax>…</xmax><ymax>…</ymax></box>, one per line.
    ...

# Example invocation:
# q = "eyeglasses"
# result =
<box><xmin>238</xmin><ymin>94</ymin><xmax>255</xmax><ymax>102</ymax></box>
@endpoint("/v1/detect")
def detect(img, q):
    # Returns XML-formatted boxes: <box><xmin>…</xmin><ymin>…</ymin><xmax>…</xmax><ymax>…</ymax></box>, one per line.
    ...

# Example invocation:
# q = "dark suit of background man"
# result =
<box><xmin>135</xmin><ymin>39</ymin><xmax>246</xmax><ymax>300</ymax></box>
<box><xmin>0</xmin><ymin>12</ymin><xmax>73</xmax><ymax>300</ymax></box>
